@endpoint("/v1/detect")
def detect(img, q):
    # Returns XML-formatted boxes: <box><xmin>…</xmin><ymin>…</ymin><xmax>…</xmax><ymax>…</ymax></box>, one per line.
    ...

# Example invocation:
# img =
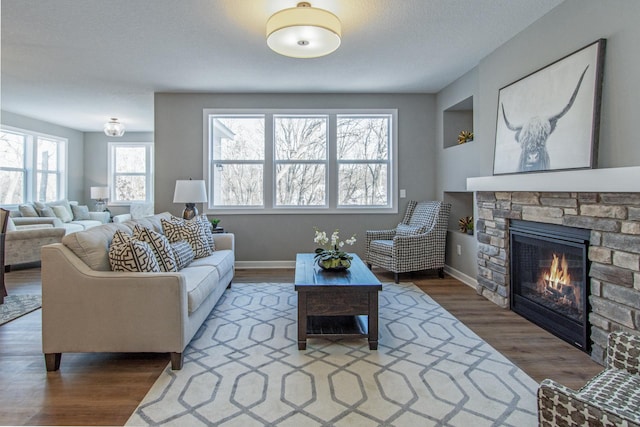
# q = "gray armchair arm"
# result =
<box><xmin>538</xmin><ymin>378</ymin><xmax>640</xmax><ymax>427</ymax></box>
<box><xmin>12</xmin><ymin>216</ymin><xmax>64</xmax><ymax>228</ymax></box>
<box><xmin>606</xmin><ymin>331</ymin><xmax>640</xmax><ymax>374</ymax></box>
<box><xmin>6</xmin><ymin>227</ymin><xmax>66</xmax><ymax>242</ymax></box>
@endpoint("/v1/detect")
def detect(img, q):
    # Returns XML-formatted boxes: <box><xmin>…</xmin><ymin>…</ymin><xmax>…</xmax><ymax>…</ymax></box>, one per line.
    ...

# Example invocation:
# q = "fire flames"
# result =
<box><xmin>537</xmin><ymin>253</ymin><xmax>580</xmax><ymax>308</ymax></box>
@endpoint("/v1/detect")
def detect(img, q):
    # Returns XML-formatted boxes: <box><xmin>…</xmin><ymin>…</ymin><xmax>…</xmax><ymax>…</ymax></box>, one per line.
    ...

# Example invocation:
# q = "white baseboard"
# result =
<box><xmin>236</xmin><ymin>260</ymin><xmax>296</xmax><ymax>269</ymax></box>
<box><xmin>444</xmin><ymin>265</ymin><xmax>477</xmax><ymax>289</ymax></box>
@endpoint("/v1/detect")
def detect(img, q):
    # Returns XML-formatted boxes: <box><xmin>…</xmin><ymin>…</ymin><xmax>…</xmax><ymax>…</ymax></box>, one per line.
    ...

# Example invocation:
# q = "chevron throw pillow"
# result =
<box><xmin>161</xmin><ymin>217</ymin><xmax>212</xmax><ymax>259</ymax></box>
<box><xmin>108</xmin><ymin>230</ymin><xmax>161</xmax><ymax>272</ymax></box>
<box><xmin>133</xmin><ymin>225</ymin><xmax>178</xmax><ymax>272</ymax></box>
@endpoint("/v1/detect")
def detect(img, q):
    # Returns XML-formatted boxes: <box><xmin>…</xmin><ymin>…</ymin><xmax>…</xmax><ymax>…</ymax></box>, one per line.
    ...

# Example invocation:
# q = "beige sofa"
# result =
<box><xmin>41</xmin><ymin>212</ymin><xmax>235</xmax><ymax>371</ymax></box>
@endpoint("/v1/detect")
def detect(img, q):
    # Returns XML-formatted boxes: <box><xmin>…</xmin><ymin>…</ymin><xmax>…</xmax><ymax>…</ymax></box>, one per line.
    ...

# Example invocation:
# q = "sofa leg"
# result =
<box><xmin>45</xmin><ymin>353</ymin><xmax>61</xmax><ymax>371</ymax></box>
<box><xmin>394</xmin><ymin>273</ymin><xmax>400</xmax><ymax>284</ymax></box>
<box><xmin>367</xmin><ymin>263</ymin><xmax>372</xmax><ymax>270</ymax></box>
<box><xmin>226</xmin><ymin>280</ymin><xmax>232</xmax><ymax>289</ymax></box>
<box><xmin>438</xmin><ymin>268</ymin><xmax>445</xmax><ymax>279</ymax></box>
<box><xmin>4</xmin><ymin>265</ymin><xmax>10</xmax><ymax>273</ymax></box>
<box><xmin>170</xmin><ymin>352</ymin><xmax>183</xmax><ymax>370</ymax></box>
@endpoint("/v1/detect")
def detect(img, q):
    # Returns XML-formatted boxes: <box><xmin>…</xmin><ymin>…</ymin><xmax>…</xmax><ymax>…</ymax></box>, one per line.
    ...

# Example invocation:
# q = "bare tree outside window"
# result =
<box><xmin>274</xmin><ymin>116</ymin><xmax>327</xmax><ymax>206</ymax></box>
<box><xmin>0</xmin><ymin>131</ymin><xmax>26</xmax><ymax>204</ymax></box>
<box><xmin>211</xmin><ymin>117</ymin><xmax>265</xmax><ymax>206</ymax></box>
<box><xmin>337</xmin><ymin>116</ymin><xmax>390</xmax><ymax>206</ymax></box>
<box><xmin>113</xmin><ymin>146</ymin><xmax>147</xmax><ymax>201</ymax></box>
<box><xmin>0</xmin><ymin>129</ymin><xmax>66</xmax><ymax>205</ymax></box>
<box><xmin>206</xmin><ymin>110</ymin><xmax>395</xmax><ymax>212</ymax></box>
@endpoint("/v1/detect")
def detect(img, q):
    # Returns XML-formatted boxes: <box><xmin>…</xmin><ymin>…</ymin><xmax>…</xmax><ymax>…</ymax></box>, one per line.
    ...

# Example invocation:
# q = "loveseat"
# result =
<box><xmin>41</xmin><ymin>212</ymin><xmax>235</xmax><ymax>371</ymax></box>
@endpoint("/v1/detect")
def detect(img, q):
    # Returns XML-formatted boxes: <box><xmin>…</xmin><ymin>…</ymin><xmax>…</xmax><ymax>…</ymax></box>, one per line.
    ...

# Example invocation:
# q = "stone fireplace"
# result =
<box><xmin>473</xmin><ymin>190</ymin><xmax>640</xmax><ymax>364</ymax></box>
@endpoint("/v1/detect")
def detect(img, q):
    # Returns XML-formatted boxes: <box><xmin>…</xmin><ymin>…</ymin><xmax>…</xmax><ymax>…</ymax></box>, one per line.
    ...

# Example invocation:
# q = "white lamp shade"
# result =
<box><xmin>266</xmin><ymin>3</ymin><xmax>341</xmax><ymax>58</ymax></box>
<box><xmin>90</xmin><ymin>186</ymin><xmax>109</xmax><ymax>199</ymax></box>
<box><xmin>173</xmin><ymin>180</ymin><xmax>208</xmax><ymax>203</ymax></box>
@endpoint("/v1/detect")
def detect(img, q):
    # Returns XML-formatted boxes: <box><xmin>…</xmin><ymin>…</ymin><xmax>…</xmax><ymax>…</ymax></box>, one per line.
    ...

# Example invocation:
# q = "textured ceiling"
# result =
<box><xmin>1</xmin><ymin>0</ymin><xmax>564</xmax><ymax>132</ymax></box>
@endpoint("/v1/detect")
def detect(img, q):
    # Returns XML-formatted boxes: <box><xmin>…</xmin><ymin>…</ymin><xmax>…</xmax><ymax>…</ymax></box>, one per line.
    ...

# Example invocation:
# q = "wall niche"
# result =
<box><xmin>443</xmin><ymin>96</ymin><xmax>474</xmax><ymax>149</ymax></box>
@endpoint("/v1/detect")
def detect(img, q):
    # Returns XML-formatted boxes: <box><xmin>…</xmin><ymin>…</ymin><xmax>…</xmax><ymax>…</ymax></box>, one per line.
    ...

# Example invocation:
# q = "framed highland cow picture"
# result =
<box><xmin>493</xmin><ymin>39</ymin><xmax>606</xmax><ymax>175</ymax></box>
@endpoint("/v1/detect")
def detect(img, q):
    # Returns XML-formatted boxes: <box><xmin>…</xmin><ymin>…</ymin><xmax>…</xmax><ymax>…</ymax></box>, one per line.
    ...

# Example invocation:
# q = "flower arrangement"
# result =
<box><xmin>313</xmin><ymin>227</ymin><xmax>357</xmax><ymax>270</ymax></box>
<box><xmin>458</xmin><ymin>216</ymin><xmax>474</xmax><ymax>234</ymax></box>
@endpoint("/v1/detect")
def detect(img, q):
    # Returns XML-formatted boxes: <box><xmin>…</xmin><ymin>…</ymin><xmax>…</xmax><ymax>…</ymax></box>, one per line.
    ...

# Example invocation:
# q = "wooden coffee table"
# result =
<box><xmin>294</xmin><ymin>253</ymin><xmax>382</xmax><ymax>350</ymax></box>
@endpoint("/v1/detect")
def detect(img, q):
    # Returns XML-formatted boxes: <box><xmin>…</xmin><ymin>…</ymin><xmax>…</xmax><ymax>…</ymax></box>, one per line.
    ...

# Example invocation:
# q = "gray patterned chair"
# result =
<box><xmin>365</xmin><ymin>200</ymin><xmax>451</xmax><ymax>283</ymax></box>
<box><xmin>538</xmin><ymin>331</ymin><xmax>640</xmax><ymax>427</ymax></box>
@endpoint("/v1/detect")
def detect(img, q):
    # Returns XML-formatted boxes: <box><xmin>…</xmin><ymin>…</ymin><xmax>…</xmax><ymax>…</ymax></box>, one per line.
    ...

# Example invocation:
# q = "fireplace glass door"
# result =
<box><xmin>510</xmin><ymin>220</ymin><xmax>590</xmax><ymax>351</ymax></box>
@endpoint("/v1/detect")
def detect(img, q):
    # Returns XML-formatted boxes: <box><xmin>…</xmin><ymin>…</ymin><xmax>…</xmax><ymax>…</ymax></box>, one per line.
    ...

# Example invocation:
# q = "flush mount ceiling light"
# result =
<box><xmin>104</xmin><ymin>117</ymin><xmax>125</xmax><ymax>137</ymax></box>
<box><xmin>266</xmin><ymin>2</ymin><xmax>341</xmax><ymax>59</ymax></box>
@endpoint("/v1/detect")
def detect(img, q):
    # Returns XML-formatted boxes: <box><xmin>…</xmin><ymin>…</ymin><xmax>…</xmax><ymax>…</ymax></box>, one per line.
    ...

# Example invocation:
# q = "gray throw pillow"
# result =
<box><xmin>37</xmin><ymin>207</ymin><xmax>56</xmax><ymax>217</ymax></box>
<box><xmin>71</xmin><ymin>204</ymin><xmax>91</xmax><ymax>220</ymax></box>
<box><xmin>18</xmin><ymin>204</ymin><xmax>39</xmax><ymax>217</ymax></box>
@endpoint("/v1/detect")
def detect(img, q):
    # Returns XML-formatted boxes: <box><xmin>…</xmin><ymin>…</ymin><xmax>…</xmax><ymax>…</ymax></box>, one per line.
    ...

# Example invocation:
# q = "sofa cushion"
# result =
<box><xmin>133</xmin><ymin>225</ymin><xmax>178</xmax><ymax>272</ymax></box>
<box><xmin>162</xmin><ymin>218</ymin><xmax>212</xmax><ymax>259</ymax></box>
<box><xmin>52</xmin><ymin>205</ymin><xmax>73</xmax><ymax>223</ymax></box>
<box><xmin>171</xmin><ymin>241</ymin><xmax>194</xmax><ymax>270</ymax></box>
<box><xmin>71</xmin><ymin>220</ymin><xmax>103</xmax><ymax>230</ymax></box>
<box><xmin>62</xmin><ymin>223</ymin><xmax>133</xmax><ymax>271</ymax></box>
<box><xmin>18</xmin><ymin>204</ymin><xmax>39</xmax><ymax>217</ymax></box>
<box><xmin>71</xmin><ymin>204</ymin><xmax>91</xmax><ymax>220</ymax></box>
<box><xmin>189</xmin><ymin>250</ymin><xmax>234</xmax><ymax>280</ymax></box>
<box><xmin>108</xmin><ymin>230</ymin><xmax>161</xmax><ymax>273</ymax></box>
<box><xmin>180</xmin><ymin>265</ymin><xmax>220</xmax><ymax>314</ymax></box>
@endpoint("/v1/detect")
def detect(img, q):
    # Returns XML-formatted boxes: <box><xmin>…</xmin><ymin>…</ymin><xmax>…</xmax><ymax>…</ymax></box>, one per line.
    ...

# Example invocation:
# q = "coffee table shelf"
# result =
<box><xmin>306</xmin><ymin>315</ymin><xmax>368</xmax><ymax>337</ymax></box>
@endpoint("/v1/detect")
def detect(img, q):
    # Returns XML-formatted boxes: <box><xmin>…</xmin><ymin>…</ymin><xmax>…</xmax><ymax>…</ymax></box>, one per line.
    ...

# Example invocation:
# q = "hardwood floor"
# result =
<box><xmin>0</xmin><ymin>266</ymin><xmax>602</xmax><ymax>426</ymax></box>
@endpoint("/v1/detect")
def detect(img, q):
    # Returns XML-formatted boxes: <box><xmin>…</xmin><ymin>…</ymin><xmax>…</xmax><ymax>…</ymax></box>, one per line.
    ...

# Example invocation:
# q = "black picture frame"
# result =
<box><xmin>493</xmin><ymin>39</ymin><xmax>606</xmax><ymax>175</ymax></box>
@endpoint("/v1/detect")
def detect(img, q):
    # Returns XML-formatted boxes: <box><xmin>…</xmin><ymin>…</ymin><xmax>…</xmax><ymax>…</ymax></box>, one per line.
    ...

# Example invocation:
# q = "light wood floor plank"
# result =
<box><xmin>0</xmin><ymin>266</ymin><xmax>602</xmax><ymax>425</ymax></box>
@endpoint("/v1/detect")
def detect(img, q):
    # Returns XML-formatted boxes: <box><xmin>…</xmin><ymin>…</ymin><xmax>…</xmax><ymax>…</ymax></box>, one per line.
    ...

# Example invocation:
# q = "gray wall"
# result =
<box><xmin>154</xmin><ymin>93</ymin><xmax>436</xmax><ymax>262</ymax></box>
<box><xmin>434</xmin><ymin>0</ymin><xmax>640</xmax><ymax>280</ymax></box>
<box><xmin>84</xmin><ymin>131</ymin><xmax>154</xmax><ymax>216</ymax></box>
<box><xmin>0</xmin><ymin>110</ymin><xmax>85</xmax><ymax>202</ymax></box>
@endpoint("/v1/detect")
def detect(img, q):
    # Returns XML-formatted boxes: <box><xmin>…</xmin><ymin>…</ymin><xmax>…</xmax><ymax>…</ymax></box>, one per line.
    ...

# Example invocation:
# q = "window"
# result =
<box><xmin>0</xmin><ymin>126</ymin><xmax>66</xmax><ymax>205</ymax></box>
<box><xmin>108</xmin><ymin>142</ymin><xmax>154</xmax><ymax>204</ymax></box>
<box><xmin>205</xmin><ymin>109</ymin><xmax>397</xmax><ymax>213</ymax></box>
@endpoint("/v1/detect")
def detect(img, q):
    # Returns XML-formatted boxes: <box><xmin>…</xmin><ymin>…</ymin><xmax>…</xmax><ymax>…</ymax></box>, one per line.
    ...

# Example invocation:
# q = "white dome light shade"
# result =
<box><xmin>104</xmin><ymin>117</ymin><xmax>125</xmax><ymax>137</ymax></box>
<box><xmin>266</xmin><ymin>2</ymin><xmax>341</xmax><ymax>59</ymax></box>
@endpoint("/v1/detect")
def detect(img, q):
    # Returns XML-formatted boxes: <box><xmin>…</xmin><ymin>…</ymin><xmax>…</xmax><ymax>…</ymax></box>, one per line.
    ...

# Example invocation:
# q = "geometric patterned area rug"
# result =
<box><xmin>0</xmin><ymin>294</ymin><xmax>42</xmax><ymax>326</ymax></box>
<box><xmin>126</xmin><ymin>283</ymin><xmax>539</xmax><ymax>426</ymax></box>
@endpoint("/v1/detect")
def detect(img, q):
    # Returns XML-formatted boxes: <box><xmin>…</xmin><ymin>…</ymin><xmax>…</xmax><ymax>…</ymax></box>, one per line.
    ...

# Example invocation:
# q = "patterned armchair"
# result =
<box><xmin>538</xmin><ymin>331</ymin><xmax>640</xmax><ymax>427</ymax></box>
<box><xmin>365</xmin><ymin>200</ymin><xmax>451</xmax><ymax>283</ymax></box>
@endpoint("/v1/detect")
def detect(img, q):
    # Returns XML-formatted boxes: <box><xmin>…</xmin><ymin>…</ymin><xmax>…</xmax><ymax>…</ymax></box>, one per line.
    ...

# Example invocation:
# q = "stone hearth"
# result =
<box><xmin>475</xmin><ymin>191</ymin><xmax>640</xmax><ymax>363</ymax></box>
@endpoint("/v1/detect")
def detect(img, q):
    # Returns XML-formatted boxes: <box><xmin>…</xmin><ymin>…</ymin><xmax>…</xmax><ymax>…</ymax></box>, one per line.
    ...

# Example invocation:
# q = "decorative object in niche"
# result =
<box><xmin>493</xmin><ymin>39</ymin><xmax>605</xmax><ymax>175</ymax></box>
<box><xmin>458</xmin><ymin>216</ymin><xmax>474</xmax><ymax>235</ymax></box>
<box><xmin>457</xmin><ymin>131</ymin><xmax>474</xmax><ymax>144</ymax></box>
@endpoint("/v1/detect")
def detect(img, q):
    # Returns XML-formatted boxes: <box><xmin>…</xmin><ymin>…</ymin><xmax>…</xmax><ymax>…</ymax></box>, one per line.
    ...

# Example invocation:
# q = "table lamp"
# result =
<box><xmin>90</xmin><ymin>186</ymin><xmax>109</xmax><ymax>212</ymax></box>
<box><xmin>173</xmin><ymin>179</ymin><xmax>208</xmax><ymax>220</ymax></box>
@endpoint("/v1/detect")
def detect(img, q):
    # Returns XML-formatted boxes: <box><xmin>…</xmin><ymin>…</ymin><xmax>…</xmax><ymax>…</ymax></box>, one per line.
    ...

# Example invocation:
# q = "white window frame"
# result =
<box><xmin>0</xmin><ymin>125</ymin><xmax>67</xmax><ymax>207</ymax></box>
<box><xmin>203</xmin><ymin>109</ymin><xmax>398</xmax><ymax>214</ymax></box>
<box><xmin>107</xmin><ymin>142</ymin><xmax>154</xmax><ymax>206</ymax></box>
